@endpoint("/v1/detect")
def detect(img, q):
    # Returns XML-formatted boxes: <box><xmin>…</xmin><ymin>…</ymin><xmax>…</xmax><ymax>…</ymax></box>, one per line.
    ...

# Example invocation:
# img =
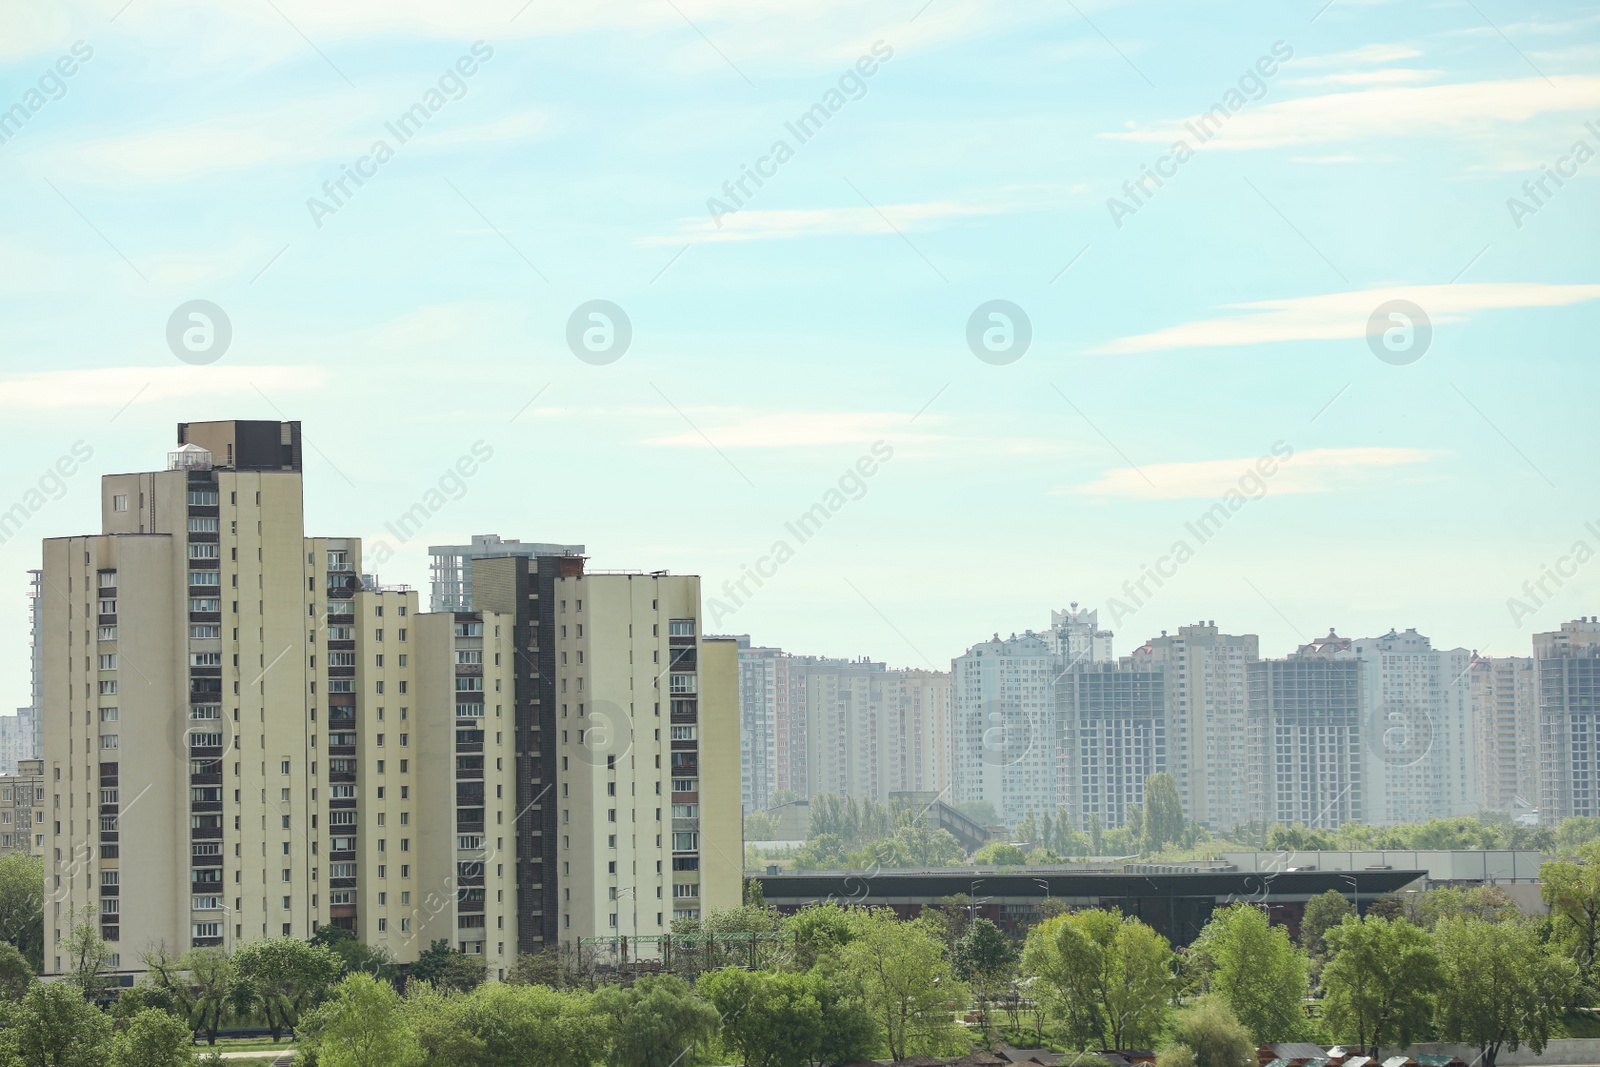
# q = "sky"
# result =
<box><xmin>0</xmin><ymin>0</ymin><xmax>1597</xmax><ymax>705</ymax></box>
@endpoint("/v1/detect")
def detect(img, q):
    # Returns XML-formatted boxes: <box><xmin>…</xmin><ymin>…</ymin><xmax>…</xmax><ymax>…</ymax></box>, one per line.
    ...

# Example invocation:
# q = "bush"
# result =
<box><xmin>1178</xmin><ymin>995</ymin><xmax>1254</xmax><ymax>1067</ymax></box>
<box><xmin>1157</xmin><ymin>1045</ymin><xmax>1198</xmax><ymax>1067</ymax></box>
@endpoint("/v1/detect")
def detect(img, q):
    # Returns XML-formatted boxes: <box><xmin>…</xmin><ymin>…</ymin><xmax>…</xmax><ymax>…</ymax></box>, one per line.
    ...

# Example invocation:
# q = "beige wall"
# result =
<box><xmin>699</xmin><ymin>638</ymin><xmax>742</xmax><ymax>916</ymax></box>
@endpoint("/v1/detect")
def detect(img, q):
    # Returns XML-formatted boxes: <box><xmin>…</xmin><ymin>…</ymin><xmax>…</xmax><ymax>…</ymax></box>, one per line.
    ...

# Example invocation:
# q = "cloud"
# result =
<box><xmin>1295</xmin><ymin>44</ymin><xmax>1424</xmax><ymax>67</ymax></box>
<box><xmin>1101</xmin><ymin>75</ymin><xmax>1600</xmax><ymax>150</ymax></box>
<box><xmin>1089</xmin><ymin>283</ymin><xmax>1600</xmax><ymax>355</ymax></box>
<box><xmin>0</xmin><ymin>366</ymin><xmax>327</xmax><ymax>410</ymax></box>
<box><xmin>644</xmin><ymin>199</ymin><xmax>1004</xmax><ymax>244</ymax></box>
<box><xmin>1070</xmin><ymin>446</ymin><xmax>1444</xmax><ymax>499</ymax></box>
<box><xmin>644</xmin><ymin>410</ymin><xmax>919</xmax><ymax>447</ymax></box>
<box><xmin>1288</xmin><ymin>69</ymin><xmax>1440</xmax><ymax>86</ymax></box>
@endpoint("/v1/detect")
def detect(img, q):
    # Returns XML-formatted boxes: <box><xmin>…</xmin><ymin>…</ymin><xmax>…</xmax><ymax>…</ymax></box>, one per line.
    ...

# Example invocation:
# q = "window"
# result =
<box><xmin>330</xmin><ymin>863</ymin><xmax>357</xmax><ymax>878</ymax></box>
<box><xmin>669</xmin><ymin>674</ymin><xmax>696</xmax><ymax>694</ymax></box>
<box><xmin>187</xmin><ymin>517</ymin><xmax>219</xmax><ymax>533</ymax></box>
<box><xmin>670</xmin><ymin>725</ymin><xmax>696</xmax><ymax>741</ymax></box>
<box><xmin>97</xmin><ymin>626</ymin><xmax>117</xmax><ymax>642</ymax></box>
<box><xmin>99</xmin><ymin>708</ymin><xmax>118</xmax><ymax>723</ymax></box>
<box><xmin>100</xmin><ymin>735</ymin><xmax>119</xmax><ymax>751</ymax></box>
<box><xmin>187</xmin><ymin>489</ymin><xmax>218</xmax><ymax>506</ymax></box>
<box><xmin>97</xmin><ymin>680</ymin><xmax>117</xmax><ymax>695</ymax></box>
<box><xmin>672</xmin><ymin>804</ymin><xmax>699</xmax><ymax>819</ymax></box>
<box><xmin>668</xmin><ymin>619</ymin><xmax>696</xmax><ymax>636</ymax></box>
<box><xmin>672</xmin><ymin>883</ymin><xmax>699</xmax><ymax>898</ymax></box>
<box><xmin>672</xmin><ymin>832</ymin><xmax>698</xmax><ymax>851</ymax></box>
<box><xmin>192</xmin><ymin>922</ymin><xmax>221</xmax><ymax>939</ymax></box>
<box><xmin>112</xmin><ymin>494</ymin><xmax>128</xmax><ymax>512</ymax></box>
<box><xmin>189</xmin><ymin>652</ymin><xmax>222</xmax><ymax>667</ymax></box>
<box><xmin>189</xmin><ymin>625</ymin><xmax>220</xmax><ymax>639</ymax></box>
<box><xmin>188</xmin><ymin>543</ymin><xmax>219</xmax><ymax>559</ymax></box>
<box><xmin>456</xmin><ymin>651</ymin><xmax>482</xmax><ymax>665</ymax></box>
<box><xmin>98</xmin><ymin>599</ymin><xmax>117</xmax><ymax>615</ymax></box>
<box><xmin>192</xmin><ymin>896</ymin><xmax>221</xmax><ymax>911</ymax></box>
<box><xmin>189</xmin><ymin>571</ymin><xmax>220</xmax><ymax>586</ymax></box>
<box><xmin>189</xmin><ymin>598</ymin><xmax>221</xmax><ymax>613</ymax></box>
<box><xmin>672</xmin><ymin>779</ymin><xmax>696</xmax><ymax>792</ymax></box>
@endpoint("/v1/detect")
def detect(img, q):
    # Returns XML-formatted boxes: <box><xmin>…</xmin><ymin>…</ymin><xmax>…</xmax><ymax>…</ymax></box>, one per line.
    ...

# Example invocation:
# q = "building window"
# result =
<box><xmin>100</xmin><ymin>736</ymin><xmax>119</xmax><ymax>751</ymax></box>
<box><xmin>112</xmin><ymin>495</ymin><xmax>128</xmax><ymax>512</ymax></box>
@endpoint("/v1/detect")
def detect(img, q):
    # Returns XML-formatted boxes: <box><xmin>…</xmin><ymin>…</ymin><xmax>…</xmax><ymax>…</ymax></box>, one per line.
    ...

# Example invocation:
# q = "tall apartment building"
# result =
<box><xmin>1056</xmin><ymin>658</ymin><xmax>1167</xmax><ymax>829</ymax></box>
<box><xmin>953</xmin><ymin>631</ymin><xmax>1058</xmax><ymax>826</ymax></box>
<box><xmin>427</xmin><ymin>535</ymin><xmax>584</xmax><ymax>612</ymax></box>
<box><xmin>0</xmin><ymin>759</ymin><xmax>44</xmax><ymax>856</ymax></box>
<box><xmin>1536</xmin><ymin>618</ymin><xmax>1600</xmax><ymax>823</ymax></box>
<box><xmin>793</xmin><ymin>656</ymin><xmax>889</xmax><ymax>804</ymax></box>
<box><xmin>1351</xmin><ymin>628</ymin><xmax>1474</xmax><ymax>824</ymax></box>
<box><xmin>890</xmin><ymin>669</ymin><xmax>953</xmax><ymax>796</ymax></box>
<box><xmin>1138</xmin><ymin>622</ymin><xmax>1257</xmax><ymax>831</ymax></box>
<box><xmin>1470</xmin><ymin>653</ymin><xmax>1537</xmax><ymax>816</ymax></box>
<box><xmin>472</xmin><ymin>558</ymin><xmax>738</xmax><ymax>951</ymax></box>
<box><xmin>1049</xmin><ymin>604</ymin><xmax>1114</xmax><ymax>667</ymax></box>
<box><xmin>731</xmin><ymin>638</ymin><xmax>785</xmax><ymax>812</ymax></box>
<box><xmin>0</xmin><ymin>573</ymin><xmax>45</xmax><ymax>774</ymax></box>
<box><xmin>39</xmin><ymin>423</ymin><xmax>739</xmax><ymax>977</ymax></box>
<box><xmin>1245</xmin><ymin>632</ymin><xmax>1363</xmax><ymax>830</ymax></box>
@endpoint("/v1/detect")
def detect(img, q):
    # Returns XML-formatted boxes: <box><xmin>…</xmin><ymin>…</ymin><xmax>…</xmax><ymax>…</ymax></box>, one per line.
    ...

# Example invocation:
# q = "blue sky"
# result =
<box><xmin>1</xmin><ymin>0</ymin><xmax>1597</xmax><ymax>702</ymax></box>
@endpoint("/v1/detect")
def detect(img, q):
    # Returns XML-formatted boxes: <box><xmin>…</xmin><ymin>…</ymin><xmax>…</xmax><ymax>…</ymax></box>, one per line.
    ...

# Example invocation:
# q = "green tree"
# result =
<box><xmin>953</xmin><ymin>917</ymin><xmax>1017</xmax><ymax>1036</ymax></box>
<box><xmin>301</xmin><ymin>973</ymin><xmax>421</xmax><ymax>1067</ymax></box>
<box><xmin>233</xmin><ymin>937</ymin><xmax>343</xmax><ymax>1041</ymax></box>
<box><xmin>1320</xmin><ymin>915</ymin><xmax>1441</xmax><ymax>1055</ymax></box>
<box><xmin>109</xmin><ymin>1008</ymin><xmax>192</xmax><ymax>1067</ymax></box>
<box><xmin>804</xmin><ymin>958</ymin><xmax>879</xmax><ymax>1065</ymax></box>
<box><xmin>1412</xmin><ymin>885</ymin><xmax>1518</xmax><ymax>930</ymax></box>
<box><xmin>0</xmin><ymin>979</ymin><xmax>114</xmax><ymax>1067</ymax></box>
<box><xmin>506</xmin><ymin>949</ymin><xmax>567</xmax><ymax>988</ymax></box>
<box><xmin>1191</xmin><ymin>904</ymin><xmax>1307</xmax><ymax>1041</ymax></box>
<box><xmin>1177</xmin><ymin>995</ymin><xmax>1254</xmax><ymax>1067</ymax></box>
<box><xmin>0</xmin><ymin>853</ymin><xmax>44</xmax><ymax>971</ymax></box>
<box><xmin>783</xmin><ymin>902</ymin><xmax>858</xmax><ymax>970</ymax></box>
<box><xmin>0</xmin><ymin>940</ymin><xmax>36</xmax><ymax>1001</ymax></box>
<box><xmin>408</xmin><ymin>938</ymin><xmax>485</xmax><ymax>994</ymax></box>
<box><xmin>972</xmin><ymin>842</ymin><xmax>1027</xmax><ymax>866</ymax></box>
<box><xmin>438</xmin><ymin>981</ymin><xmax>609</xmax><ymax>1067</ymax></box>
<box><xmin>839</xmin><ymin>910</ymin><xmax>966</xmax><ymax>1059</ymax></box>
<box><xmin>61</xmin><ymin>906</ymin><xmax>113</xmax><ymax>1001</ymax></box>
<box><xmin>1142</xmin><ymin>773</ymin><xmax>1185</xmax><ymax>853</ymax></box>
<box><xmin>1298</xmin><ymin>890</ymin><xmax>1355</xmax><ymax>961</ymax></box>
<box><xmin>882</xmin><ymin>823</ymin><xmax>965</xmax><ymax>868</ymax></box>
<box><xmin>1542</xmin><ymin>841</ymin><xmax>1600</xmax><ymax>994</ymax></box>
<box><xmin>699</xmin><ymin>967</ymin><xmax>820</xmax><ymax>1067</ymax></box>
<box><xmin>309</xmin><ymin>927</ymin><xmax>398</xmax><ymax>984</ymax></box>
<box><xmin>593</xmin><ymin>974</ymin><xmax>718</xmax><ymax>1067</ymax></box>
<box><xmin>1434</xmin><ymin>918</ymin><xmax>1576</xmax><ymax>1067</ymax></box>
<box><xmin>1022</xmin><ymin>908</ymin><xmax>1174</xmax><ymax>1050</ymax></box>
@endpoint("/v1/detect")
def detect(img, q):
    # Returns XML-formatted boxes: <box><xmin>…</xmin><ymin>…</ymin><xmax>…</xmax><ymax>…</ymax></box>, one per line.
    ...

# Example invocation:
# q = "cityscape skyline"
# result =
<box><xmin>3</xmin><ymin>0</ymin><xmax>1598</xmax><ymax>717</ymax></box>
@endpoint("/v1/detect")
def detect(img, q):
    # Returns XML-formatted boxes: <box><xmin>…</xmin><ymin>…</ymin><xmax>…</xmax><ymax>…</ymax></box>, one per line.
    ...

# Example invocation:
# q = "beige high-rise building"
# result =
<box><xmin>1470</xmin><ymin>653</ymin><xmax>1537</xmax><ymax>816</ymax></box>
<box><xmin>1537</xmin><ymin>618</ymin><xmax>1600</xmax><ymax>824</ymax></box>
<box><xmin>40</xmin><ymin>421</ymin><xmax>741</xmax><ymax>977</ymax></box>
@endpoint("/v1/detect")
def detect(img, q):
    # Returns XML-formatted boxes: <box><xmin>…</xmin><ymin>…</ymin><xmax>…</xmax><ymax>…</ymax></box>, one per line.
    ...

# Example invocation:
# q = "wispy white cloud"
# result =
<box><xmin>644</xmin><ymin>199</ymin><xmax>1005</xmax><ymax>245</ymax></box>
<box><xmin>1070</xmin><ymin>446</ymin><xmax>1444</xmax><ymax>499</ymax></box>
<box><xmin>1287</xmin><ymin>69</ymin><xmax>1440</xmax><ymax>86</ymax></box>
<box><xmin>1089</xmin><ymin>283</ymin><xmax>1600</xmax><ymax>355</ymax></box>
<box><xmin>1295</xmin><ymin>43</ymin><xmax>1424</xmax><ymax>67</ymax></box>
<box><xmin>1102</xmin><ymin>75</ymin><xmax>1600</xmax><ymax>150</ymax></box>
<box><xmin>0</xmin><ymin>366</ymin><xmax>327</xmax><ymax>410</ymax></box>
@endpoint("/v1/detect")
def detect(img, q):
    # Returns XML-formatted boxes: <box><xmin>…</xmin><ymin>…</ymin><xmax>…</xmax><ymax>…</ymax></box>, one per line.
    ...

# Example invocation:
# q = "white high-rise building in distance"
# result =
<box><xmin>1536</xmin><ymin>618</ymin><xmax>1600</xmax><ymax>823</ymax></box>
<box><xmin>953</xmin><ymin>631</ymin><xmax>1058</xmax><ymax>827</ymax></box>
<box><xmin>1138</xmin><ymin>622</ymin><xmax>1258</xmax><ymax>831</ymax></box>
<box><xmin>1050</xmin><ymin>604</ymin><xmax>1113</xmax><ymax>667</ymax></box>
<box><xmin>1352</xmin><ymin>628</ymin><xmax>1475</xmax><ymax>824</ymax></box>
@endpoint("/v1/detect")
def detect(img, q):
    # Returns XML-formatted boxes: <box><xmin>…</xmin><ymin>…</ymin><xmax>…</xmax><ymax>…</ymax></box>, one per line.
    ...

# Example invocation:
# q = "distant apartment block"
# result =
<box><xmin>953</xmin><ymin>631</ymin><xmax>1057</xmax><ymax>826</ymax></box>
<box><xmin>1537</xmin><ymin>617</ymin><xmax>1600</xmax><ymax>823</ymax></box>
<box><xmin>0</xmin><ymin>759</ymin><xmax>43</xmax><ymax>856</ymax></box>
<box><xmin>1245</xmin><ymin>631</ymin><xmax>1363</xmax><ymax>829</ymax></box>
<box><xmin>427</xmin><ymin>535</ymin><xmax>584</xmax><ymax>613</ymax></box>
<box><xmin>1352</xmin><ymin>628</ymin><xmax>1475</xmax><ymax>824</ymax></box>
<box><xmin>1470</xmin><ymin>653</ymin><xmax>1537</xmax><ymax>817</ymax></box>
<box><xmin>1139</xmin><ymin>622</ymin><xmax>1257</xmax><ymax>831</ymax></box>
<box><xmin>1056</xmin><ymin>658</ymin><xmax>1166</xmax><ymax>829</ymax></box>
<box><xmin>1050</xmin><ymin>603</ymin><xmax>1113</xmax><ymax>667</ymax></box>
